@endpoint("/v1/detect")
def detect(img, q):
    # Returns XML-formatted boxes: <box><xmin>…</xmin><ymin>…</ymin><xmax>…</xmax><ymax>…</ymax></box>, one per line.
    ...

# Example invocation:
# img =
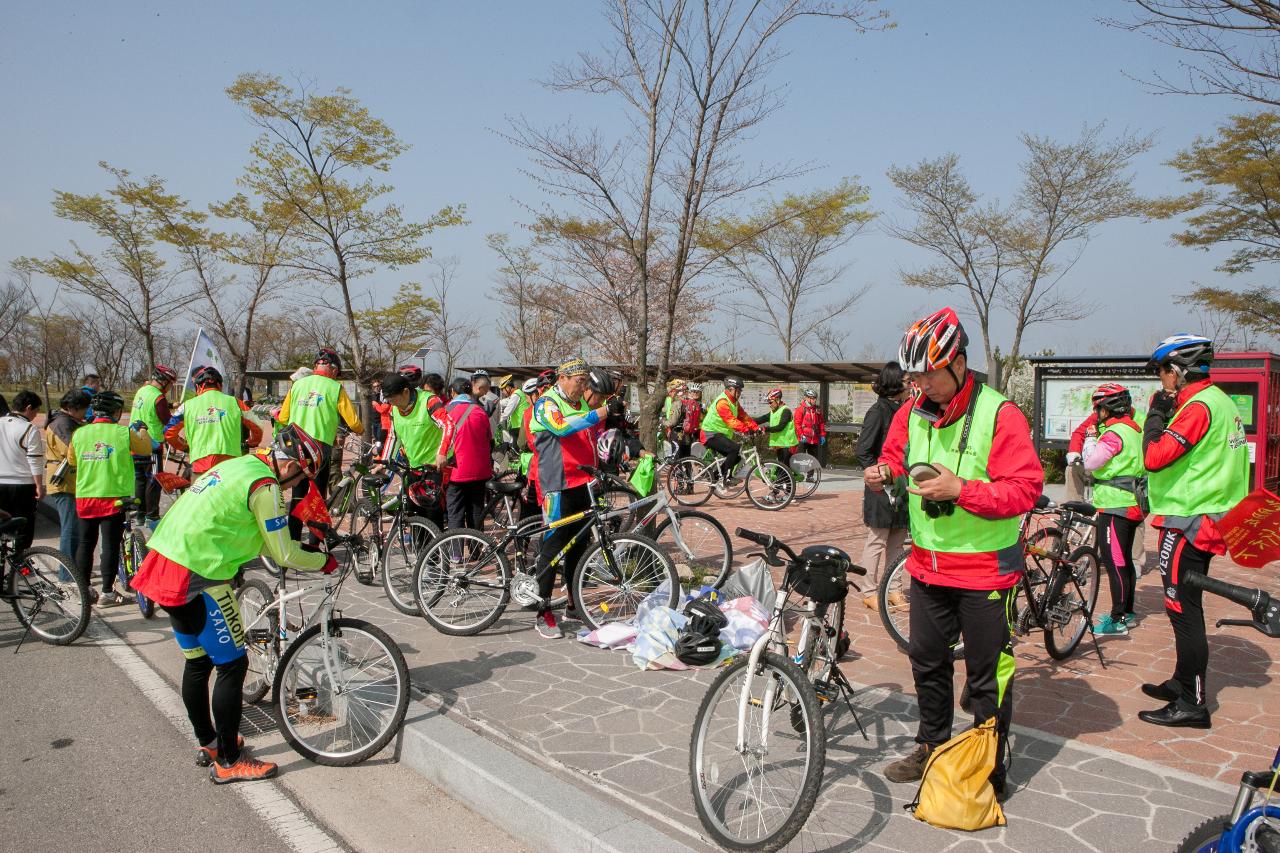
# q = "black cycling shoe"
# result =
<box><xmin>1138</xmin><ymin>700</ymin><xmax>1211</xmax><ymax>729</ymax></box>
<box><xmin>1141</xmin><ymin>680</ymin><xmax>1180</xmax><ymax>703</ymax></box>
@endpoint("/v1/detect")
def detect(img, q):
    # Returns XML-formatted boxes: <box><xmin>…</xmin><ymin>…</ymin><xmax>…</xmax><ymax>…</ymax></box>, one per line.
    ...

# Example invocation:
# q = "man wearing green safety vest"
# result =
<box><xmin>864</xmin><ymin>307</ymin><xmax>1043</xmax><ymax>796</ymax></box>
<box><xmin>699</xmin><ymin>377</ymin><xmax>760</xmax><ymax>483</ymax></box>
<box><xmin>379</xmin><ymin>371</ymin><xmax>455</xmax><ymax>530</ymax></box>
<box><xmin>757</xmin><ymin>388</ymin><xmax>798</xmax><ymax>466</ymax></box>
<box><xmin>130</xmin><ymin>364</ymin><xmax>177</xmax><ymax>525</ymax></box>
<box><xmin>276</xmin><ymin>348</ymin><xmax>364</xmax><ymax>534</ymax></box>
<box><xmin>131</xmin><ymin>424</ymin><xmax>335</xmax><ymax>784</ymax></box>
<box><xmin>1137</xmin><ymin>334</ymin><xmax>1249</xmax><ymax>730</ymax></box>
<box><xmin>500</xmin><ymin>377</ymin><xmax>533</xmax><ymax>447</ymax></box>
<box><xmin>164</xmin><ymin>366</ymin><xmax>264</xmax><ymax>475</ymax></box>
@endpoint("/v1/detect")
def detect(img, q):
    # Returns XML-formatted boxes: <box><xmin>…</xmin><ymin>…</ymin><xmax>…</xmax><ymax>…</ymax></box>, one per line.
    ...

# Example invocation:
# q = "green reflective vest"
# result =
<box><xmin>906</xmin><ymin>385</ymin><xmax>1021</xmax><ymax>553</ymax></box>
<box><xmin>391</xmin><ymin>393</ymin><xmax>444</xmax><ymax>468</ymax></box>
<box><xmin>130</xmin><ymin>384</ymin><xmax>165</xmax><ymax>443</ymax></box>
<box><xmin>148</xmin><ymin>454</ymin><xmax>276</xmax><ymax>580</ymax></box>
<box><xmin>287</xmin><ymin>373</ymin><xmax>341</xmax><ymax>444</ymax></box>
<box><xmin>507</xmin><ymin>390</ymin><xmax>530</xmax><ymax>430</ymax></box>
<box><xmin>1092</xmin><ymin>421</ymin><xmax>1144</xmax><ymax>511</ymax></box>
<box><xmin>186</xmin><ymin>389</ymin><xmax>243</xmax><ymax>461</ymax></box>
<box><xmin>700</xmin><ymin>393</ymin><xmax>738</xmax><ymax>440</ymax></box>
<box><xmin>1149</xmin><ymin>384</ymin><xmax>1249</xmax><ymax>517</ymax></box>
<box><xmin>768</xmin><ymin>406</ymin><xmax>798</xmax><ymax>448</ymax></box>
<box><xmin>73</xmin><ymin>422</ymin><xmax>136</xmax><ymax>499</ymax></box>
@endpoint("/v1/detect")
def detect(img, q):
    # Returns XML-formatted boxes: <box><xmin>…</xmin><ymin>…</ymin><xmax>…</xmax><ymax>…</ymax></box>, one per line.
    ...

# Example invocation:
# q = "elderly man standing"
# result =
<box><xmin>444</xmin><ymin>377</ymin><xmax>494</xmax><ymax>530</ymax></box>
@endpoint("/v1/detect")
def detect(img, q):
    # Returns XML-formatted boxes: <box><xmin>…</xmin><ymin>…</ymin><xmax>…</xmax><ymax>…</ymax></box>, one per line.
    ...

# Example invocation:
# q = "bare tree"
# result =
<box><xmin>69</xmin><ymin>302</ymin><xmax>143</xmax><ymax>389</ymax></box>
<box><xmin>1106</xmin><ymin>2</ymin><xmax>1280</xmax><ymax>107</ymax></box>
<box><xmin>888</xmin><ymin>125</ymin><xmax>1152</xmax><ymax>391</ymax></box>
<box><xmin>428</xmin><ymin>257</ymin><xmax>478</xmax><ymax>380</ymax></box>
<box><xmin>506</xmin><ymin>0</ymin><xmax>890</xmax><ymax>445</ymax></box>
<box><xmin>486</xmin><ymin>232</ymin><xmax>571</xmax><ymax>362</ymax></box>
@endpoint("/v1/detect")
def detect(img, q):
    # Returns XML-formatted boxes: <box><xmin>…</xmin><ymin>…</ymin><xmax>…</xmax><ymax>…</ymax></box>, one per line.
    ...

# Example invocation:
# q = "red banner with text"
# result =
<box><xmin>1218</xmin><ymin>488</ymin><xmax>1280</xmax><ymax>569</ymax></box>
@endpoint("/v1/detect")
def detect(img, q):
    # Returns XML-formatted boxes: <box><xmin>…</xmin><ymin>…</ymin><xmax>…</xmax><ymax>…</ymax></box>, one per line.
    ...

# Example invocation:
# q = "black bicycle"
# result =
<box><xmin>0</xmin><ymin>514</ymin><xmax>89</xmax><ymax>648</ymax></box>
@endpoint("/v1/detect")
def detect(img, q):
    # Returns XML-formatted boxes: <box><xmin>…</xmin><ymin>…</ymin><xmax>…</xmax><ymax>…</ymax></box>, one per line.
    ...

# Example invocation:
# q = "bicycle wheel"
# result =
<box><xmin>573</xmin><ymin>534</ymin><xmax>678</xmax><ymax>631</ymax></box>
<box><xmin>652</xmin><ymin>510</ymin><xmax>732</xmax><ymax>589</ymax></box>
<box><xmin>414</xmin><ymin>530</ymin><xmax>511</xmax><ymax>635</ymax></box>
<box><xmin>689</xmin><ymin>651</ymin><xmax>825</xmax><ymax>852</ymax></box>
<box><xmin>789</xmin><ymin>453</ymin><xmax>822</xmax><ymax>500</ymax></box>
<box><xmin>9</xmin><ymin>546</ymin><xmax>90</xmax><ymax>645</ymax></box>
<box><xmin>746</xmin><ymin>462</ymin><xmax>794</xmax><ymax>511</ymax></box>
<box><xmin>127</xmin><ymin>530</ymin><xmax>155</xmax><ymax>619</ymax></box>
<box><xmin>596</xmin><ymin>479</ymin><xmax>640</xmax><ymax>534</ymax></box>
<box><xmin>381</xmin><ymin>516</ymin><xmax>442</xmax><ymax>616</ymax></box>
<box><xmin>712</xmin><ymin>461</ymin><xmax>748</xmax><ymax>499</ymax></box>
<box><xmin>666</xmin><ymin>458</ymin><xmax>713</xmax><ymax>507</ymax></box>
<box><xmin>237</xmin><ymin>578</ymin><xmax>278</xmax><ymax>704</ymax></box>
<box><xmin>1044</xmin><ymin>546</ymin><xmax>1101</xmax><ymax>660</ymax></box>
<box><xmin>274</xmin><ymin>617</ymin><xmax>410</xmax><ymax>766</ymax></box>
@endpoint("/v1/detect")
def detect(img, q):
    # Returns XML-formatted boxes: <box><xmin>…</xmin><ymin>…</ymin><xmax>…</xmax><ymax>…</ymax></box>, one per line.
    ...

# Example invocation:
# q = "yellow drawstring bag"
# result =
<box><xmin>906</xmin><ymin>717</ymin><xmax>1007</xmax><ymax>831</ymax></box>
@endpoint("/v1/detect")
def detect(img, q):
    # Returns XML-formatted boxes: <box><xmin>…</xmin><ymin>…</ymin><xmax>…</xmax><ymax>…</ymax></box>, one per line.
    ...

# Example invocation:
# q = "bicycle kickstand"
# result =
<box><xmin>1073</xmin><ymin>578</ymin><xmax>1107</xmax><ymax>669</ymax></box>
<box><xmin>13</xmin><ymin>597</ymin><xmax>41</xmax><ymax>655</ymax></box>
<box><xmin>829</xmin><ymin>665</ymin><xmax>868</xmax><ymax>740</ymax></box>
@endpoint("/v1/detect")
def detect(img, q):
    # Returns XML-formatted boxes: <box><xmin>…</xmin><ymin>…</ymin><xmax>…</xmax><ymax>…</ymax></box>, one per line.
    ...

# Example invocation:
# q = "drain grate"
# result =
<box><xmin>241</xmin><ymin>703</ymin><xmax>278</xmax><ymax>734</ymax></box>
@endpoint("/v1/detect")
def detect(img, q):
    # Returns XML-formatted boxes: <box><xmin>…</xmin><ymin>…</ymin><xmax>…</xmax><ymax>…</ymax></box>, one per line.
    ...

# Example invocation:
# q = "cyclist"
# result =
<box><xmin>444</xmin><ymin>377</ymin><xmax>494</xmax><ymax>529</ymax></box>
<box><xmin>66</xmin><ymin>391</ymin><xmax>153</xmax><ymax>605</ymax></box>
<box><xmin>277</xmin><ymin>348</ymin><xmax>363</xmax><ymax>530</ymax></box>
<box><xmin>681</xmin><ymin>382</ymin><xmax>704</xmax><ymax>454</ymax></box>
<box><xmin>699</xmin><ymin>377</ymin><xmax>760</xmax><ymax>485</ymax></box>
<box><xmin>520</xmin><ymin>370</ymin><xmax>557</xmax><ymax>510</ymax></box>
<box><xmin>381</xmin><ymin>371</ymin><xmax>453</xmax><ymax>530</ymax></box>
<box><xmin>500</xmin><ymin>376</ymin><xmax>534</xmax><ymax>447</ymax></box>
<box><xmin>1081</xmin><ymin>383</ymin><xmax>1147</xmax><ymax>636</ymax></box>
<box><xmin>1138</xmin><ymin>333</ymin><xmax>1248</xmax><ymax>729</ymax></box>
<box><xmin>758</xmin><ymin>388</ymin><xmax>798</xmax><ymax>467</ymax></box>
<box><xmin>864</xmin><ymin>307</ymin><xmax>1042</xmax><ymax>795</ymax></box>
<box><xmin>45</xmin><ymin>388</ymin><xmax>92</xmax><ymax>561</ymax></box>
<box><xmin>164</xmin><ymin>366</ymin><xmax>263</xmax><ymax>475</ymax></box>
<box><xmin>130</xmin><ymin>424</ymin><xmax>335</xmax><ymax>783</ymax></box>
<box><xmin>529</xmin><ymin>359</ymin><xmax>610</xmax><ymax>639</ymax></box>
<box><xmin>0</xmin><ymin>390</ymin><xmax>46</xmax><ymax>553</ymax></box>
<box><xmin>130</xmin><ymin>364</ymin><xmax>177</xmax><ymax>526</ymax></box>
<box><xmin>795</xmin><ymin>388</ymin><xmax>827</xmax><ymax>465</ymax></box>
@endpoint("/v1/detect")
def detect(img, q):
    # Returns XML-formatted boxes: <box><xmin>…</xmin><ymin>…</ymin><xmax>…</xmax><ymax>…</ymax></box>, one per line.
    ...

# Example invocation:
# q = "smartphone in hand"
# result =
<box><xmin>909</xmin><ymin>462</ymin><xmax>941</xmax><ymax>483</ymax></box>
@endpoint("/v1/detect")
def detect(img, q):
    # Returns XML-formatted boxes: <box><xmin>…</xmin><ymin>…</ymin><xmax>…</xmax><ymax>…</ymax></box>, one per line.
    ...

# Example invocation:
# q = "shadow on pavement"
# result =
<box><xmin>411</xmin><ymin>648</ymin><xmax>536</xmax><ymax>713</ymax></box>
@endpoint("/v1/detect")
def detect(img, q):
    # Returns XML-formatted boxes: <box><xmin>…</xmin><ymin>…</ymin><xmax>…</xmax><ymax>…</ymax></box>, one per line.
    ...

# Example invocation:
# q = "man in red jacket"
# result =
<box><xmin>443</xmin><ymin>377</ymin><xmax>494</xmax><ymax>530</ymax></box>
<box><xmin>865</xmin><ymin>307</ymin><xmax>1042</xmax><ymax>796</ymax></box>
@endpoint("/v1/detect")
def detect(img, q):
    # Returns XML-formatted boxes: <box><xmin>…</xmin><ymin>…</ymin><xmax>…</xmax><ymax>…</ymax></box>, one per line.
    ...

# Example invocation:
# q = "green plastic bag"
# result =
<box><xmin>630</xmin><ymin>455</ymin><xmax>656</xmax><ymax>497</ymax></box>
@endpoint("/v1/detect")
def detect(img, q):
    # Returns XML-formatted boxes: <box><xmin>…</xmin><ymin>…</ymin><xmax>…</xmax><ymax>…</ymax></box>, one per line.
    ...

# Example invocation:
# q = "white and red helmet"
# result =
<box><xmin>898</xmin><ymin>307</ymin><xmax>968</xmax><ymax>374</ymax></box>
<box><xmin>1092</xmin><ymin>383</ymin><xmax>1132</xmax><ymax>416</ymax></box>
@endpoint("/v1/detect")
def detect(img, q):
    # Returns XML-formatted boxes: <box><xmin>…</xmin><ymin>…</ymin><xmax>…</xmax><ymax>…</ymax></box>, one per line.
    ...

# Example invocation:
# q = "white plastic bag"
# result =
<box><xmin>578</xmin><ymin>622</ymin><xmax>639</xmax><ymax>649</ymax></box>
<box><xmin>719</xmin><ymin>558</ymin><xmax>776</xmax><ymax>613</ymax></box>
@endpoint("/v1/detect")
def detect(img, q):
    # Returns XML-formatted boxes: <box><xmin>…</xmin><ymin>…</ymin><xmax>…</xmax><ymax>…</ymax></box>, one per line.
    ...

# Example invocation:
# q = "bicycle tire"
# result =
<box><xmin>596</xmin><ymin>480</ymin><xmax>640</xmax><ymax>534</ymax></box>
<box><xmin>666</xmin><ymin>458</ymin><xmax>712</xmax><ymax>507</ymax></box>
<box><xmin>129</xmin><ymin>529</ymin><xmax>156</xmax><ymax>619</ymax></box>
<box><xmin>237</xmin><ymin>578</ymin><xmax>278</xmax><ymax>704</ymax></box>
<box><xmin>876</xmin><ymin>549</ymin><xmax>967</xmax><ymax>660</ymax></box>
<box><xmin>573</xmin><ymin>534</ymin><xmax>678</xmax><ymax>631</ymax></box>
<box><xmin>712</xmin><ymin>461</ymin><xmax>748</xmax><ymax>499</ymax></box>
<box><xmin>273</xmin><ymin>617</ymin><xmax>410</xmax><ymax>766</ymax></box>
<box><xmin>1044</xmin><ymin>545</ymin><xmax>1101</xmax><ymax>660</ymax></box>
<box><xmin>381</xmin><ymin>516</ymin><xmax>442</xmax><ymax>616</ymax></box>
<box><xmin>1175</xmin><ymin>814</ymin><xmax>1230</xmax><ymax>853</ymax></box>
<box><xmin>652</xmin><ymin>510</ymin><xmax>733</xmax><ymax>589</ymax></box>
<box><xmin>414</xmin><ymin>529</ymin><xmax>511</xmax><ymax>635</ymax></box>
<box><xmin>746</xmin><ymin>462</ymin><xmax>794</xmax><ymax>511</ymax></box>
<box><xmin>9</xmin><ymin>546</ymin><xmax>90</xmax><ymax>645</ymax></box>
<box><xmin>789</xmin><ymin>452</ymin><xmax>822</xmax><ymax>500</ymax></box>
<box><xmin>689</xmin><ymin>651</ymin><xmax>825</xmax><ymax>852</ymax></box>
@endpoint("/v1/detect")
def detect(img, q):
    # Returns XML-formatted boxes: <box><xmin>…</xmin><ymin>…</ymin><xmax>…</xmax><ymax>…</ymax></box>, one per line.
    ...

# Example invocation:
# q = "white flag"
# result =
<box><xmin>183</xmin><ymin>328</ymin><xmax>228</xmax><ymax>399</ymax></box>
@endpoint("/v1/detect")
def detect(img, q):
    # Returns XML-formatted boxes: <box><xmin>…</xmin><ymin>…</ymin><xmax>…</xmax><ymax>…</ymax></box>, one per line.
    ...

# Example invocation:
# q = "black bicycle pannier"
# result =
<box><xmin>786</xmin><ymin>545</ymin><xmax>851</xmax><ymax>604</ymax></box>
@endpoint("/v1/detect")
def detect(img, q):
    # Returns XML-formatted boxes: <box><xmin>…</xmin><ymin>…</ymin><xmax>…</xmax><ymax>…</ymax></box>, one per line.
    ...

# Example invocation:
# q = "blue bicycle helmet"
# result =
<box><xmin>1150</xmin><ymin>334</ymin><xmax>1213</xmax><ymax>375</ymax></box>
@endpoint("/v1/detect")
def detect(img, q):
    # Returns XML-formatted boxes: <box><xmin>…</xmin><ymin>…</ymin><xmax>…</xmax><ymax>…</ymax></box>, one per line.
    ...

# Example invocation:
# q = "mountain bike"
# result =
<box><xmin>618</xmin><ymin>488</ymin><xmax>733</xmax><ymax>589</ymax></box>
<box><xmin>412</xmin><ymin>466</ymin><xmax>678</xmax><ymax>635</ymax></box>
<box><xmin>115</xmin><ymin>497</ymin><xmax>156</xmax><ymax>619</ymax></box>
<box><xmin>877</xmin><ymin>495</ymin><xmax>1102</xmax><ymax>662</ymax></box>
<box><xmin>689</xmin><ymin>528</ymin><xmax>867</xmax><ymax>852</ymax></box>
<box><xmin>1175</xmin><ymin>571</ymin><xmax>1280</xmax><ymax>853</ymax></box>
<box><xmin>236</xmin><ymin>527</ymin><xmax>410</xmax><ymax>766</ymax></box>
<box><xmin>0</xmin><ymin>514</ymin><xmax>89</xmax><ymax>648</ymax></box>
<box><xmin>666</xmin><ymin>439</ymin><xmax>795</xmax><ymax>511</ymax></box>
<box><xmin>358</xmin><ymin>460</ymin><xmax>443</xmax><ymax>616</ymax></box>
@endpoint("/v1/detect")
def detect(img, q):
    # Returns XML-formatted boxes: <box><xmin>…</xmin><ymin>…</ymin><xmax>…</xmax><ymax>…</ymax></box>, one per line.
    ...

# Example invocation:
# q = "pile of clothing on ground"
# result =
<box><xmin>577</xmin><ymin>558</ymin><xmax>778</xmax><ymax>671</ymax></box>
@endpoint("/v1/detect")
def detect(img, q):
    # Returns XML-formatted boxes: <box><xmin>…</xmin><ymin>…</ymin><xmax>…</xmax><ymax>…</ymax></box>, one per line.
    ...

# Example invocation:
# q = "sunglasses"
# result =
<box><xmin>922</xmin><ymin>498</ymin><xmax>956</xmax><ymax>519</ymax></box>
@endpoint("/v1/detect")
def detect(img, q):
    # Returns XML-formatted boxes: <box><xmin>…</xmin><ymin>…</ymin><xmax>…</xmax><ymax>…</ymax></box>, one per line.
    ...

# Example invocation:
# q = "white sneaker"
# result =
<box><xmin>98</xmin><ymin>591</ymin><xmax>124</xmax><ymax>607</ymax></box>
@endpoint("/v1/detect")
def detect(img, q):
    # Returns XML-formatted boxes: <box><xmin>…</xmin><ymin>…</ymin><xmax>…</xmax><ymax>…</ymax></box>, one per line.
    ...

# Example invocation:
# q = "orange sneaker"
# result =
<box><xmin>209</xmin><ymin>755</ymin><xmax>278</xmax><ymax>785</ymax></box>
<box><xmin>196</xmin><ymin>734</ymin><xmax>246</xmax><ymax>767</ymax></box>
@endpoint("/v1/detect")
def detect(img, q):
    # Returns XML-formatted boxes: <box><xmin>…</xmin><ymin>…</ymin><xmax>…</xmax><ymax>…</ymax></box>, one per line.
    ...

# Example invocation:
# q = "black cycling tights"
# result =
<box><xmin>163</xmin><ymin>594</ymin><xmax>248</xmax><ymax>765</ymax></box>
<box><xmin>703</xmin><ymin>433</ymin><xmax>741</xmax><ymax>479</ymax></box>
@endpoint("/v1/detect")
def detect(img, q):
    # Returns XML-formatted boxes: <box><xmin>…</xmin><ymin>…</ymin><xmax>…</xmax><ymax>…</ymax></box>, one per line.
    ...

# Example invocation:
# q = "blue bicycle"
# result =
<box><xmin>1176</xmin><ymin>571</ymin><xmax>1280</xmax><ymax>853</ymax></box>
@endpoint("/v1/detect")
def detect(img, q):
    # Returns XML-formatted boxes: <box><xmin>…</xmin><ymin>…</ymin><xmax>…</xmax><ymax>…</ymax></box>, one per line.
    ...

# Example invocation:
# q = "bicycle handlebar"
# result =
<box><xmin>1183</xmin><ymin>572</ymin><xmax>1280</xmax><ymax>638</ymax></box>
<box><xmin>735</xmin><ymin>527</ymin><xmax>799</xmax><ymax>563</ymax></box>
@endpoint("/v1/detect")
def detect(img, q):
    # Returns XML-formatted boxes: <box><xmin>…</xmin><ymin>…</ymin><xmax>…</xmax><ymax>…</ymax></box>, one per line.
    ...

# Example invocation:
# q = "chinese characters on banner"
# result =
<box><xmin>1217</xmin><ymin>488</ymin><xmax>1280</xmax><ymax>568</ymax></box>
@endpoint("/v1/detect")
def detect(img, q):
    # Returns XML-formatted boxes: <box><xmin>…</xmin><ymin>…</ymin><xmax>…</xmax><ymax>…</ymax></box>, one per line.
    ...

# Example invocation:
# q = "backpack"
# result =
<box><xmin>905</xmin><ymin>717</ymin><xmax>1006</xmax><ymax>831</ymax></box>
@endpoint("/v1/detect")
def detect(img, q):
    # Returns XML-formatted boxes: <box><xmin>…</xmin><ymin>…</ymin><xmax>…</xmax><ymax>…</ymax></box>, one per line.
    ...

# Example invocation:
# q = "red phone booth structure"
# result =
<box><xmin>1030</xmin><ymin>352</ymin><xmax>1280</xmax><ymax>491</ymax></box>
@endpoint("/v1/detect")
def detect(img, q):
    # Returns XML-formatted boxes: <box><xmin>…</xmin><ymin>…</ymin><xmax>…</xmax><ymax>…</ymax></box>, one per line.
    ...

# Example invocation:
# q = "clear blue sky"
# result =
<box><xmin>0</xmin><ymin>0</ymin><xmax>1256</xmax><ymax>366</ymax></box>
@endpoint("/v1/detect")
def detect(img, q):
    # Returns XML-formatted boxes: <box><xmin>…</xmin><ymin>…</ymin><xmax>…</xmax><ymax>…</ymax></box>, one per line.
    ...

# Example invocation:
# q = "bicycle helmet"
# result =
<box><xmin>397</xmin><ymin>364</ymin><xmax>423</xmax><ymax>386</ymax></box>
<box><xmin>587</xmin><ymin>367</ymin><xmax>617</xmax><ymax>396</ymax></box>
<box><xmin>272</xmin><ymin>423</ymin><xmax>325</xmax><ymax>479</ymax></box>
<box><xmin>314</xmin><ymin>347</ymin><xmax>341</xmax><ymax>370</ymax></box>
<box><xmin>1150</xmin><ymin>333</ymin><xmax>1213</xmax><ymax>375</ymax></box>
<box><xmin>537</xmin><ymin>369</ymin><xmax>557</xmax><ymax>389</ymax></box>
<box><xmin>595</xmin><ymin>428</ymin><xmax>625</xmax><ymax>467</ymax></box>
<box><xmin>92</xmin><ymin>390</ymin><xmax>125</xmax><ymax>418</ymax></box>
<box><xmin>1092</xmin><ymin>382</ymin><xmax>1132</xmax><ymax>417</ymax></box>
<box><xmin>687</xmin><ymin>382</ymin><xmax>702</xmax><ymax>394</ymax></box>
<box><xmin>684</xmin><ymin>597</ymin><xmax>729</xmax><ymax>632</ymax></box>
<box><xmin>766</xmin><ymin>388</ymin><xmax>783</xmax><ymax>402</ymax></box>
<box><xmin>803</xmin><ymin>388</ymin><xmax>817</xmax><ymax>399</ymax></box>
<box><xmin>192</xmin><ymin>365</ymin><xmax>223</xmax><ymax>388</ymax></box>
<box><xmin>521</xmin><ymin>377</ymin><xmax>539</xmax><ymax>394</ymax></box>
<box><xmin>153</xmin><ymin>364</ymin><xmax>178</xmax><ymax>383</ymax></box>
<box><xmin>674</xmin><ymin>626</ymin><xmax>723</xmax><ymax>666</ymax></box>
<box><xmin>899</xmin><ymin>307</ymin><xmax>968</xmax><ymax>374</ymax></box>
<box><xmin>408</xmin><ymin>469</ymin><xmax>443</xmax><ymax>509</ymax></box>
<box><xmin>723</xmin><ymin>377</ymin><xmax>745</xmax><ymax>391</ymax></box>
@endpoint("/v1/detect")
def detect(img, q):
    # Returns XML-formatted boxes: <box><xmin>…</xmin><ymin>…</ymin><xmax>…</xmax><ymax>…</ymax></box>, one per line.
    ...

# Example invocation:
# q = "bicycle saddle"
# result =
<box><xmin>486</xmin><ymin>477</ymin><xmax>525</xmax><ymax>495</ymax></box>
<box><xmin>362</xmin><ymin>473</ymin><xmax>390</xmax><ymax>487</ymax></box>
<box><xmin>1060</xmin><ymin>500</ymin><xmax>1096</xmax><ymax>517</ymax></box>
<box><xmin>0</xmin><ymin>516</ymin><xmax>25</xmax><ymax>535</ymax></box>
<box><xmin>1035</xmin><ymin>494</ymin><xmax>1053</xmax><ymax>510</ymax></box>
